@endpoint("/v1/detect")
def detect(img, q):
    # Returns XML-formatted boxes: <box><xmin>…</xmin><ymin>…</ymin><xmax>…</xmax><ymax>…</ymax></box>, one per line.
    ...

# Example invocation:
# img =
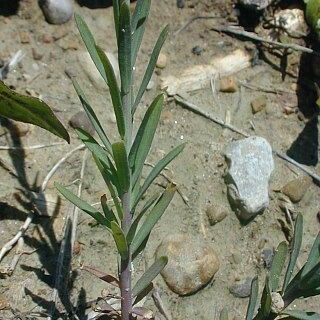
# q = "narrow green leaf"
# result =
<box><xmin>283</xmin><ymin>214</ymin><xmax>303</xmax><ymax>292</ymax></box>
<box><xmin>132</xmin><ymin>143</ymin><xmax>185</xmax><ymax>209</ymax></box>
<box><xmin>255</xmin><ymin>276</ymin><xmax>272</xmax><ymax>320</ymax></box>
<box><xmin>111</xmin><ymin>221</ymin><xmax>129</xmax><ymax>260</ymax></box>
<box><xmin>133</xmin><ymin>283</ymin><xmax>153</xmax><ymax>306</ymax></box>
<box><xmin>93</xmin><ymin>155</ymin><xmax>123</xmax><ymax>220</ymax></box>
<box><xmin>113</xmin><ymin>0</ymin><xmax>120</xmax><ymax>40</ymax></box>
<box><xmin>282</xmin><ymin>310</ymin><xmax>320</xmax><ymax>320</ymax></box>
<box><xmin>112</xmin><ymin>141</ymin><xmax>130</xmax><ymax>195</ymax></box>
<box><xmin>131</xmin><ymin>184</ymin><xmax>176</xmax><ymax>254</ymax></box>
<box><xmin>132</xmin><ymin>256</ymin><xmax>168</xmax><ymax>298</ymax></box>
<box><xmin>130</xmin><ymin>94</ymin><xmax>164</xmax><ymax>187</ymax></box>
<box><xmin>131</xmin><ymin>0</ymin><xmax>151</xmax><ymax>65</ymax></box>
<box><xmin>95</xmin><ymin>46</ymin><xmax>125</xmax><ymax>139</ymax></box>
<box><xmin>300</xmin><ymin>262</ymin><xmax>320</xmax><ymax>291</ymax></box>
<box><xmin>55</xmin><ymin>182</ymin><xmax>110</xmax><ymax>228</ymax></box>
<box><xmin>75</xmin><ymin>14</ymin><xmax>108</xmax><ymax>84</ymax></box>
<box><xmin>302</xmin><ymin>233</ymin><xmax>320</xmax><ymax>278</ymax></box>
<box><xmin>132</xmin><ymin>25</ymin><xmax>169</xmax><ymax>113</ymax></box>
<box><xmin>101</xmin><ymin>194</ymin><xmax>119</xmax><ymax>223</ymax></box>
<box><xmin>0</xmin><ymin>81</ymin><xmax>69</xmax><ymax>142</ymax></box>
<box><xmin>270</xmin><ymin>241</ymin><xmax>288</xmax><ymax>292</ymax></box>
<box><xmin>127</xmin><ymin>193</ymin><xmax>160</xmax><ymax>244</ymax></box>
<box><xmin>246</xmin><ymin>276</ymin><xmax>259</xmax><ymax>320</ymax></box>
<box><xmin>118</xmin><ymin>2</ymin><xmax>132</xmax><ymax>96</ymax></box>
<box><xmin>70</xmin><ymin>77</ymin><xmax>112</xmax><ymax>154</ymax></box>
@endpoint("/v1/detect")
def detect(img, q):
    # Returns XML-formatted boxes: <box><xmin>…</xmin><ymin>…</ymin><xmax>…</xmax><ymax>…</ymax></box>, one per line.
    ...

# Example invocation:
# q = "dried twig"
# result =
<box><xmin>174</xmin><ymin>95</ymin><xmax>320</xmax><ymax>184</ymax></box>
<box><xmin>0</xmin><ymin>142</ymin><xmax>64</xmax><ymax>151</ymax></box>
<box><xmin>210</xmin><ymin>25</ymin><xmax>320</xmax><ymax>56</ymax></box>
<box><xmin>48</xmin><ymin>150</ymin><xmax>88</xmax><ymax>320</ymax></box>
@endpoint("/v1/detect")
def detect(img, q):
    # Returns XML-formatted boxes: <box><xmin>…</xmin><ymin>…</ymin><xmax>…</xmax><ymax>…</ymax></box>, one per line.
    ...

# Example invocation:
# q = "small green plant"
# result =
<box><xmin>55</xmin><ymin>0</ymin><xmax>184</xmax><ymax>319</ymax></box>
<box><xmin>244</xmin><ymin>214</ymin><xmax>320</xmax><ymax>320</ymax></box>
<box><xmin>0</xmin><ymin>80</ymin><xmax>69</xmax><ymax>142</ymax></box>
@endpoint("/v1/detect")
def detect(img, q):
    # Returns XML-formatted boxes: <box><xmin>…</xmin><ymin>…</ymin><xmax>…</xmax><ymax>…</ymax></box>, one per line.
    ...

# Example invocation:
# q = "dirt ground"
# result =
<box><xmin>0</xmin><ymin>0</ymin><xmax>320</xmax><ymax>319</ymax></box>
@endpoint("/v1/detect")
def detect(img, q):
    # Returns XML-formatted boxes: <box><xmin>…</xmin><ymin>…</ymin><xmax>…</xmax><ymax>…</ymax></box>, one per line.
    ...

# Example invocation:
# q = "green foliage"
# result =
<box><xmin>56</xmin><ymin>1</ymin><xmax>183</xmax><ymax>319</ymax></box>
<box><xmin>247</xmin><ymin>214</ymin><xmax>320</xmax><ymax>320</ymax></box>
<box><xmin>0</xmin><ymin>81</ymin><xmax>69</xmax><ymax>142</ymax></box>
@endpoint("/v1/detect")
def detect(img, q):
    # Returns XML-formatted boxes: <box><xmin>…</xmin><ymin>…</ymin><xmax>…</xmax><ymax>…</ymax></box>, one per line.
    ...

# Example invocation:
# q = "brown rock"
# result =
<box><xmin>206</xmin><ymin>205</ymin><xmax>228</xmax><ymax>225</ymax></box>
<box><xmin>219</xmin><ymin>76</ymin><xmax>237</xmax><ymax>93</ymax></box>
<box><xmin>251</xmin><ymin>95</ymin><xmax>267</xmax><ymax>114</ymax></box>
<box><xmin>281</xmin><ymin>175</ymin><xmax>312</xmax><ymax>203</ymax></box>
<box><xmin>156</xmin><ymin>234</ymin><xmax>220</xmax><ymax>295</ymax></box>
<box><xmin>156</xmin><ymin>53</ymin><xmax>167</xmax><ymax>69</ymax></box>
<box><xmin>69</xmin><ymin>111</ymin><xmax>95</xmax><ymax>136</ymax></box>
<box><xmin>42</xmin><ymin>34</ymin><xmax>53</xmax><ymax>43</ymax></box>
<box><xmin>32</xmin><ymin>47</ymin><xmax>44</xmax><ymax>61</ymax></box>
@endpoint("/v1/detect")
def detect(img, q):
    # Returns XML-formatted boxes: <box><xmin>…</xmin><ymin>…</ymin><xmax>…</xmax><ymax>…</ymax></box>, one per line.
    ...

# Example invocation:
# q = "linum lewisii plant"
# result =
<box><xmin>240</xmin><ymin>214</ymin><xmax>320</xmax><ymax>320</ymax></box>
<box><xmin>55</xmin><ymin>0</ymin><xmax>184</xmax><ymax>319</ymax></box>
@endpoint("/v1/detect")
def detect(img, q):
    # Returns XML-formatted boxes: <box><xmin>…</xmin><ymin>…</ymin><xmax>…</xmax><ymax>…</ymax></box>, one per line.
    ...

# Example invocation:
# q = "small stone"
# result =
<box><xmin>261</xmin><ymin>248</ymin><xmax>274</xmax><ymax>269</ymax></box>
<box><xmin>229</xmin><ymin>278</ymin><xmax>252</xmax><ymax>298</ymax></box>
<box><xmin>271</xmin><ymin>292</ymin><xmax>284</xmax><ymax>313</ymax></box>
<box><xmin>239</xmin><ymin>0</ymin><xmax>273</xmax><ymax>10</ymax></box>
<box><xmin>224</xmin><ymin>136</ymin><xmax>274</xmax><ymax>221</ymax></box>
<box><xmin>156</xmin><ymin>234</ymin><xmax>220</xmax><ymax>295</ymax></box>
<box><xmin>231</xmin><ymin>252</ymin><xmax>242</xmax><ymax>264</ymax></box>
<box><xmin>177</xmin><ymin>0</ymin><xmax>185</xmax><ymax>8</ymax></box>
<box><xmin>19</xmin><ymin>31</ymin><xmax>30</xmax><ymax>44</ymax></box>
<box><xmin>39</xmin><ymin>0</ymin><xmax>73</xmax><ymax>25</ymax></box>
<box><xmin>42</xmin><ymin>34</ymin><xmax>53</xmax><ymax>43</ymax></box>
<box><xmin>156</xmin><ymin>53</ymin><xmax>167</xmax><ymax>69</ymax></box>
<box><xmin>192</xmin><ymin>46</ymin><xmax>203</xmax><ymax>56</ymax></box>
<box><xmin>146</xmin><ymin>80</ymin><xmax>155</xmax><ymax>91</ymax></box>
<box><xmin>206</xmin><ymin>205</ymin><xmax>228</xmax><ymax>226</ymax></box>
<box><xmin>281</xmin><ymin>175</ymin><xmax>313</xmax><ymax>203</ymax></box>
<box><xmin>0</xmin><ymin>295</ymin><xmax>10</xmax><ymax>310</ymax></box>
<box><xmin>251</xmin><ymin>96</ymin><xmax>267</xmax><ymax>114</ymax></box>
<box><xmin>73</xmin><ymin>241</ymin><xmax>82</xmax><ymax>255</ymax></box>
<box><xmin>219</xmin><ymin>76</ymin><xmax>238</xmax><ymax>93</ymax></box>
<box><xmin>69</xmin><ymin>111</ymin><xmax>95</xmax><ymax>136</ymax></box>
<box><xmin>32</xmin><ymin>47</ymin><xmax>44</xmax><ymax>60</ymax></box>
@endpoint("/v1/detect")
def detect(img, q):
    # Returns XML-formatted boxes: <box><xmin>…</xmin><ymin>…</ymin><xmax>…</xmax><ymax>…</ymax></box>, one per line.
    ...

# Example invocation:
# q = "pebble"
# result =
<box><xmin>156</xmin><ymin>234</ymin><xmax>220</xmax><ymax>295</ymax></box>
<box><xmin>177</xmin><ymin>0</ymin><xmax>185</xmax><ymax>8</ymax></box>
<box><xmin>78</xmin><ymin>51</ymin><xmax>119</xmax><ymax>90</ymax></box>
<box><xmin>32</xmin><ymin>47</ymin><xmax>44</xmax><ymax>61</ymax></box>
<box><xmin>146</xmin><ymin>79</ymin><xmax>155</xmax><ymax>91</ymax></box>
<box><xmin>251</xmin><ymin>95</ymin><xmax>267</xmax><ymax>114</ymax></box>
<box><xmin>42</xmin><ymin>34</ymin><xmax>53</xmax><ymax>43</ymax></box>
<box><xmin>281</xmin><ymin>175</ymin><xmax>312</xmax><ymax>203</ymax></box>
<box><xmin>206</xmin><ymin>205</ymin><xmax>228</xmax><ymax>226</ymax></box>
<box><xmin>229</xmin><ymin>278</ymin><xmax>252</xmax><ymax>298</ymax></box>
<box><xmin>39</xmin><ymin>0</ymin><xmax>73</xmax><ymax>25</ymax></box>
<box><xmin>19</xmin><ymin>31</ymin><xmax>30</xmax><ymax>44</ymax></box>
<box><xmin>156</xmin><ymin>53</ymin><xmax>167</xmax><ymax>69</ymax></box>
<box><xmin>219</xmin><ymin>76</ymin><xmax>237</xmax><ymax>93</ymax></box>
<box><xmin>261</xmin><ymin>248</ymin><xmax>274</xmax><ymax>269</ymax></box>
<box><xmin>239</xmin><ymin>0</ymin><xmax>273</xmax><ymax>10</ymax></box>
<box><xmin>69</xmin><ymin>111</ymin><xmax>95</xmax><ymax>136</ymax></box>
<box><xmin>192</xmin><ymin>46</ymin><xmax>203</xmax><ymax>56</ymax></box>
<box><xmin>224</xmin><ymin>136</ymin><xmax>274</xmax><ymax>221</ymax></box>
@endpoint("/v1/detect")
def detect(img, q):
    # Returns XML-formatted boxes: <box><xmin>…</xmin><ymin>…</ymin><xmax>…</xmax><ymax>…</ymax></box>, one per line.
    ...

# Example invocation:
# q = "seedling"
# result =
<box><xmin>245</xmin><ymin>214</ymin><xmax>320</xmax><ymax>320</ymax></box>
<box><xmin>55</xmin><ymin>1</ymin><xmax>184</xmax><ymax>319</ymax></box>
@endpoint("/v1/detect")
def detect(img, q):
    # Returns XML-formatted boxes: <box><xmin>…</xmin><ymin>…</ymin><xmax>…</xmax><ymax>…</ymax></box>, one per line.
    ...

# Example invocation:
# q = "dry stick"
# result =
<box><xmin>174</xmin><ymin>95</ymin><xmax>320</xmax><ymax>184</ymax></box>
<box><xmin>210</xmin><ymin>25</ymin><xmax>320</xmax><ymax>56</ymax></box>
<box><xmin>0</xmin><ymin>145</ymin><xmax>85</xmax><ymax>263</ymax></box>
<box><xmin>48</xmin><ymin>149</ymin><xmax>87</xmax><ymax>320</ymax></box>
<box><xmin>0</xmin><ymin>142</ymin><xmax>64</xmax><ymax>151</ymax></box>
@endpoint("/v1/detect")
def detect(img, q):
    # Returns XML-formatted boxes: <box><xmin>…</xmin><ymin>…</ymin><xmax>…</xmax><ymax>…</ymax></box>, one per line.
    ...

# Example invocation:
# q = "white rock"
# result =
<box><xmin>224</xmin><ymin>136</ymin><xmax>274</xmax><ymax>220</ymax></box>
<box><xmin>238</xmin><ymin>0</ymin><xmax>273</xmax><ymax>10</ymax></box>
<box><xmin>39</xmin><ymin>0</ymin><xmax>73</xmax><ymax>25</ymax></box>
<box><xmin>77</xmin><ymin>51</ymin><xmax>120</xmax><ymax>90</ymax></box>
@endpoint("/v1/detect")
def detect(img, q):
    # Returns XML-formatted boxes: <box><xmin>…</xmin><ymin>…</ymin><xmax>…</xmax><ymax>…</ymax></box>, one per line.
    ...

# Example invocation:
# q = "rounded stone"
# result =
<box><xmin>281</xmin><ymin>175</ymin><xmax>312</xmax><ymax>203</ymax></box>
<box><xmin>156</xmin><ymin>53</ymin><xmax>167</xmax><ymax>69</ymax></box>
<box><xmin>156</xmin><ymin>234</ymin><xmax>220</xmax><ymax>295</ymax></box>
<box><xmin>206</xmin><ymin>205</ymin><xmax>228</xmax><ymax>226</ymax></box>
<box><xmin>39</xmin><ymin>0</ymin><xmax>73</xmax><ymax>25</ymax></box>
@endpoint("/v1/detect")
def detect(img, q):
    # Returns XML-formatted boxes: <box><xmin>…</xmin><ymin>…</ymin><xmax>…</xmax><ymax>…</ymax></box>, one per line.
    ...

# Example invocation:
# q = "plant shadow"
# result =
<box><xmin>0</xmin><ymin>0</ymin><xmax>20</xmax><ymax>16</ymax></box>
<box><xmin>0</xmin><ymin>118</ymin><xmax>88</xmax><ymax>319</ymax></box>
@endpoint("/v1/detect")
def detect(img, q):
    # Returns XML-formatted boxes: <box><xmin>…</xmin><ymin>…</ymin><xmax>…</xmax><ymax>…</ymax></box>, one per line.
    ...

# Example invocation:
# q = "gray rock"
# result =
<box><xmin>156</xmin><ymin>234</ymin><xmax>220</xmax><ymax>295</ymax></box>
<box><xmin>206</xmin><ymin>205</ymin><xmax>228</xmax><ymax>226</ymax></box>
<box><xmin>261</xmin><ymin>248</ymin><xmax>274</xmax><ymax>269</ymax></box>
<box><xmin>39</xmin><ymin>0</ymin><xmax>73</xmax><ymax>25</ymax></box>
<box><xmin>69</xmin><ymin>111</ymin><xmax>95</xmax><ymax>136</ymax></box>
<box><xmin>224</xmin><ymin>136</ymin><xmax>274</xmax><ymax>221</ymax></box>
<box><xmin>229</xmin><ymin>278</ymin><xmax>252</xmax><ymax>298</ymax></box>
<box><xmin>238</xmin><ymin>0</ymin><xmax>273</xmax><ymax>10</ymax></box>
